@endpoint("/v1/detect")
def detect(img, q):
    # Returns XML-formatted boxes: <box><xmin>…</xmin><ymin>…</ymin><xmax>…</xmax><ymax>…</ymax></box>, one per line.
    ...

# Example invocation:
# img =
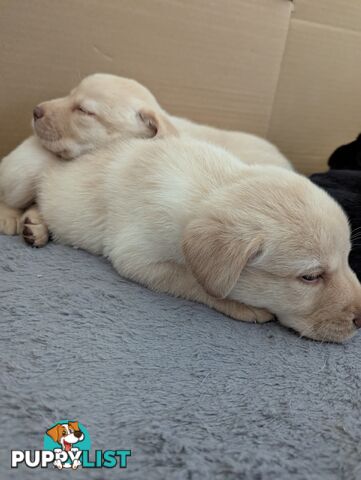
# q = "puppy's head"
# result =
<box><xmin>183</xmin><ymin>167</ymin><xmax>361</xmax><ymax>342</ymax></box>
<box><xmin>46</xmin><ymin>421</ymin><xmax>84</xmax><ymax>451</ymax></box>
<box><xmin>32</xmin><ymin>73</ymin><xmax>177</xmax><ymax>159</ymax></box>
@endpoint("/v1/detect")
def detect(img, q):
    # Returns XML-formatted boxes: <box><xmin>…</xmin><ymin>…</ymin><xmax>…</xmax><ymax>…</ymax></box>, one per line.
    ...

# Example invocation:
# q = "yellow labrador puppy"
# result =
<box><xmin>0</xmin><ymin>73</ymin><xmax>291</xmax><ymax>241</ymax></box>
<box><xmin>1</xmin><ymin>128</ymin><xmax>361</xmax><ymax>342</ymax></box>
<box><xmin>7</xmin><ymin>73</ymin><xmax>292</xmax><ymax>166</ymax></box>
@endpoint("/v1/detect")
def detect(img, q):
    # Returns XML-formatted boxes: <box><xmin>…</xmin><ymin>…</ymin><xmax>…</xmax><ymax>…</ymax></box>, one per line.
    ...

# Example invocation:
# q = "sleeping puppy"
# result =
<box><xmin>0</xmin><ymin>73</ymin><xmax>291</xmax><ymax>242</ymax></box>
<box><xmin>0</xmin><ymin>74</ymin><xmax>176</xmax><ymax>242</ymax></box>
<box><xmin>1</xmin><ymin>130</ymin><xmax>361</xmax><ymax>343</ymax></box>
<box><xmin>0</xmin><ymin>73</ymin><xmax>175</xmax><ymax>211</ymax></box>
<box><xmin>6</xmin><ymin>73</ymin><xmax>292</xmax><ymax>167</ymax></box>
<box><xmin>29</xmin><ymin>73</ymin><xmax>291</xmax><ymax>169</ymax></box>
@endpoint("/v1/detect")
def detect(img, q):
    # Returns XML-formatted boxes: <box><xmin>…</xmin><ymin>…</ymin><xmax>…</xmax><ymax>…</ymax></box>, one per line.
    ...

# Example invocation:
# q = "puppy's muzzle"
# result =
<box><xmin>74</xmin><ymin>430</ymin><xmax>83</xmax><ymax>439</ymax></box>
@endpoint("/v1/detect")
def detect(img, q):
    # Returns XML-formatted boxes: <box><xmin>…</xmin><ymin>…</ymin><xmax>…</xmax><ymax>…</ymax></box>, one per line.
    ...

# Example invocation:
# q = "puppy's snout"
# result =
<box><xmin>33</xmin><ymin>106</ymin><xmax>44</xmax><ymax>121</ymax></box>
<box><xmin>74</xmin><ymin>430</ymin><xmax>83</xmax><ymax>439</ymax></box>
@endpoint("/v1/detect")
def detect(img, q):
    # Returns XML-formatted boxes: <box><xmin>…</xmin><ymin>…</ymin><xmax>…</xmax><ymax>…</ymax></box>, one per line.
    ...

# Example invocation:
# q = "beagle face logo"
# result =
<box><xmin>44</xmin><ymin>420</ymin><xmax>90</xmax><ymax>469</ymax></box>
<box><xmin>11</xmin><ymin>420</ymin><xmax>131</xmax><ymax>470</ymax></box>
<box><xmin>46</xmin><ymin>421</ymin><xmax>84</xmax><ymax>452</ymax></box>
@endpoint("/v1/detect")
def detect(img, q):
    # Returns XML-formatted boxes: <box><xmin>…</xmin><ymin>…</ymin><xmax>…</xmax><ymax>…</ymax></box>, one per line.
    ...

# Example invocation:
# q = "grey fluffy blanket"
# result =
<box><xmin>1</xmin><ymin>235</ymin><xmax>361</xmax><ymax>480</ymax></box>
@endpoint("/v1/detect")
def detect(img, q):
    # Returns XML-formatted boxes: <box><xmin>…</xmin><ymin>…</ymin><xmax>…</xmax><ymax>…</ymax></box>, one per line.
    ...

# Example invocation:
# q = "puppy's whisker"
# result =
<box><xmin>351</xmin><ymin>233</ymin><xmax>361</xmax><ymax>240</ymax></box>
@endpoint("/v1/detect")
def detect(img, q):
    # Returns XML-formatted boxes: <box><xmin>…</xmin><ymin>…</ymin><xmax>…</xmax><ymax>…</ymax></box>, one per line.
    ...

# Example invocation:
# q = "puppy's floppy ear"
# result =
<box><xmin>46</xmin><ymin>424</ymin><xmax>62</xmax><ymax>443</ymax></box>
<box><xmin>69</xmin><ymin>421</ymin><xmax>80</xmax><ymax>431</ymax></box>
<box><xmin>138</xmin><ymin>108</ymin><xmax>178</xmax><ymax>138</ymax></box>
<box><xmin>183</xmin><ymin>216</ymin><xmax>262</xmax><ymax>299</ymax></box>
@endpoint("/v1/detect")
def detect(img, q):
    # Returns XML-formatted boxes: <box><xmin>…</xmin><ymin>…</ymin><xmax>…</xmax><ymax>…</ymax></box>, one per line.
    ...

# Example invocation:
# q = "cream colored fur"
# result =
<box><xmin>0</xmin><ymin>73</ymin><xmax>292</xmax><ymax>236</ymax></box>
<box><xmin>171</xmin><ymin>116</ymin><xmax>292</xmax><ymax>169</ymax></box>
<box><xmin>1</xmin><ymin>133</ymin><xmax>361</xmax><ymax>343</ymax></box>
<box><xmin>13</xmin><ymin>73</ymin><xmax>293</xmax><ymax>167</ymax></box>
<box><xmin>1</xmin><ymin>74</ymin><xmax>359</xmax><ymax>342</ymax></box>
<box><xmin>0</xmin><ymin>202</ymin><xmax>21</xmax><ymax>235</ymax></box>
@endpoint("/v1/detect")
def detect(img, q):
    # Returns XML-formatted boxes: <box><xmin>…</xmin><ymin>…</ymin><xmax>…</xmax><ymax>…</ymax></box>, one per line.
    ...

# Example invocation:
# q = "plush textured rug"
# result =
<box><xmin>1</xmin><ymin>234</ymin><xmax>361</xmax><ymax>480</ymax></box>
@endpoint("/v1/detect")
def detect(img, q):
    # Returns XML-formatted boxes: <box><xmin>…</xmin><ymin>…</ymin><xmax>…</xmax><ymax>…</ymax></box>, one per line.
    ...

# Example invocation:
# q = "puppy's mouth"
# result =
<box><xmin>299</xmin><ymin>319</ymin><xmax>358</xmax><ymax>343</ymax></box>
<box><xmin>54</xmin><ymin>148</ymin><xmax>72</xmax><ymax>159</ymax></box>
<box><xmin>278</xmin><ymin>313</ymin><xmax>358</xmax><ymax>343</ymax></box>
<box><xmin>33</xmin><ymin>127</ymin><xmax>71</xmax><ymax>158</ymax></box>
<box><xmin>32</xmin><ymin>118</ymin><xmax>62</xmax><ymax>142</ymax></box>
<box><xmin>37</xmin><ymin>137</ymin><xmax>71</xmax><ymax>159</ymax></box>
<box><xmin>63</xmin><ymin>440</ymin><xmax>72</xmax><ymax>452</ymax></box>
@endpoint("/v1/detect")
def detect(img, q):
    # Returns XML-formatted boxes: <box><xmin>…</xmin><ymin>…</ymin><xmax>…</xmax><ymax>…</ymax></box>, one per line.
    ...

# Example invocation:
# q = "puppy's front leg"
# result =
<box><xmin>0</xmin><ymin>202</ymin><xmax>21</xmax><ymax>235</ymax></box>
<box><xmin>119</xmin><ymin>260</ymin><xmax>273</xmax><ymax>323</ymax></box>
<box><xmin>21</xmin><ymin>205</ymin><xmax>49</xmax><ymax>247</ymax></box>
<box><xmin>0</xmin><ymin>136</ymin><xmax>56</xmax><ymax>209</ymax></box>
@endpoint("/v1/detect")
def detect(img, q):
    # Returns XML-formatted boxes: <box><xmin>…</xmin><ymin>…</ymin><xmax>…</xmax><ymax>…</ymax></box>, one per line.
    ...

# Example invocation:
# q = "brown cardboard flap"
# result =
<box><xmin>0</xmin><ymin>0</ymin><xmax>292</xmax><ymax>158</ymax></box>
<box><xmin>268</xmin><ymin>19</ymin><xmax>361</xmax><ymax>175</ymax></box>
<box><xmin>294</xmin><ymin>0</ymin><xmax>361</xmax><ymax>33</ymax></box>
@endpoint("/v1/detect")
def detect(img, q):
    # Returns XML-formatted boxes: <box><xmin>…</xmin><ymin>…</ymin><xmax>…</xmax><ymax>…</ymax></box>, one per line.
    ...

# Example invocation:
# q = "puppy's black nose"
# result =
<box><xmin>353</xmin><ymin>316</ymin><xmax>361</xmax><ymax>329</ymax></box>
<box><xmin>74</xmin><ymin>430</ymin><xmax>83</xmax><ymax>438</ymax></box>
<box><xmin>33</xmin><ymin>106</ymin><xmax>44</xmax><ymax>120</ymax></box>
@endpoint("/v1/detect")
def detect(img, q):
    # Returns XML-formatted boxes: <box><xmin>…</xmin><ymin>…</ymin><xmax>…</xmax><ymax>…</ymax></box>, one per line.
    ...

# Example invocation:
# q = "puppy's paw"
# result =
<box><xmin>53</xmin><ymin>459</ymin><xmax>63</xmax><ymax>469</ymax></box>
<box><xmin>21</xmin><ymin>208</ymin><xmax>49</xmax><ymax>248</ymax></box>
<box><xmin>22</xmin><ymin>222</ymin><xmax>49</xmax><ymax>247</ymax></box>
<box><xmin>0</xmin><ymin>203</ymin><xmax>21</xmax><ymax>235</ymax></box>
<box><xmin>214</xmin><ymin>299</ymin><xmax>274</xmax><ymax>323</ymax></box>
<box><xmin>72</xmin><ymin>459</ymin><xmax>81</xmax><ymax>469</ymax></box>
<box><xmin>246</xmin><ymin>306</ymin><xmax>275</xmax><ymax>324</ymax></box>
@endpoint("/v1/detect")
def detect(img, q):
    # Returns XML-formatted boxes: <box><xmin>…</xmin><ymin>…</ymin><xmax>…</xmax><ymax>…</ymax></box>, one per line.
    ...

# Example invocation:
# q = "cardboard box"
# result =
<box><xmin>0</xmin><ymin>0</ymin><xmax>292</xmax><ymax>158</ymax></box>
<box><xmin>1</xmin><ymin>0</ymin><xmax>360</xmax><ymax>175</ymax></box>
<box><xmin>269</xmin><ymin>0</ymin><xmax>361</xmax><ymax>174</ymax></box>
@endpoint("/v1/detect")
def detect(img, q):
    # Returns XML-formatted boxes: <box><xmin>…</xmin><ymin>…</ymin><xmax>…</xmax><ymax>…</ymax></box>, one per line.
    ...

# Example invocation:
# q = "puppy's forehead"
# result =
<box><xmin>258</xmin><ymin>182</ymin><xmax>351</xmax><ymax>273</ymax></box>
<box><xmin>75</xmin><ymin>74</ymin><xmax>158</xmax><ymax>107</ymax></box>
<box><xmin>295</xmin><ymin>230</ymin><xmax>348</xmax><ymax>274</ymax></box>
<box><xmin>77</xmin><ymin>75</ymin><xmax>130</xmax><ymax>96</ymax></box>
<box><xmin>288</xmin><ymin>211</ymin><xmax>350</xmax><ymax>266</ymax></box>
<box><xmin>73</xmin><ymin>82</ymin><xmax>113</xmax><ymax>103</ymax></box>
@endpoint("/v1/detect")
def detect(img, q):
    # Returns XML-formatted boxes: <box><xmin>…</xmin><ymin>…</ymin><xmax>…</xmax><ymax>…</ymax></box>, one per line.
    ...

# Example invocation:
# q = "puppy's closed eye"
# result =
<box><xmin>74</xmin><ymin>105</ymin><xmax>95</xmax><ymax>116</ymax></box>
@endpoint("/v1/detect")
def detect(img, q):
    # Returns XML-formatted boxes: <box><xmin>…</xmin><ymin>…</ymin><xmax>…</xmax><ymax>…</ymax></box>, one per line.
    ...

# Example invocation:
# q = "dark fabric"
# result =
<box><xmin>328</xmin><ymin>133</ymin><xmax>361</xmax><ymax>170</ymax></box>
